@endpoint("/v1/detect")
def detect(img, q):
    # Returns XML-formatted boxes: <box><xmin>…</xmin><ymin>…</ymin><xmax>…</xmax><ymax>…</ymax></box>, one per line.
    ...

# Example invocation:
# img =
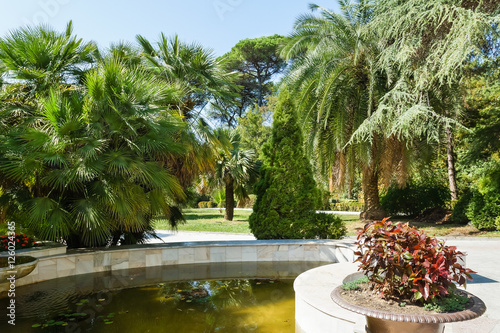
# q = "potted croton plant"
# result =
<box><xmin>331</xmin><ymin>218</ymin><xmax>486</xmax><ymax>333</ymax></box>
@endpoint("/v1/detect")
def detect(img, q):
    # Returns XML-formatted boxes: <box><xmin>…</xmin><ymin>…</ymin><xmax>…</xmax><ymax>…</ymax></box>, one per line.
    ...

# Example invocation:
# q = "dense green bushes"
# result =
<box><xmin>380</xmin><ymin>181</ymin><xmax>449</xmax><ymax>216</ymax></box>
<box><xmin>249</xmin><ymin>92</ymin><xmax>346</xmax><ymax>239</ymax></box>
<box><xmin>451</xmin><ymin>191</ymin><xmax>473</xmax><ymax>224</ymax></box>
<box><xmin>464</xmin><ymin>163</ymin><xmax>500</xmax><ymax>230</ymax></box>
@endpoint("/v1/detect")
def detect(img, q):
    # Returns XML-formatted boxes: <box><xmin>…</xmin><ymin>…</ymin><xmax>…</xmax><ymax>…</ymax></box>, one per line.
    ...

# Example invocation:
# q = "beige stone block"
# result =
<box><xmin>278</xmin><ymin>245</ymin><xmax>289</xmax><ymax>252</ymax></box>
<box><xmin>226</xmin><ymin>247</ymin><xmax>242</xmax><ymax>261</ymax></box>
<box><xmin>194</xmin><ymin>247</ymin><xmax>209</xmax><ymax>262</ymax></box>
<box><xmin>162</xmin><ymin>248</ymin><xmax>179</xmax><ymax>264</ymax></box>
<box><xmin>304</xmin><ymin>250</ymin><xmax>320</xmax><ymax>261</ymax></box>
<box><xmin>335</xmin><ymin>247</ymin><xmax>354</xmax><ymax>263</ymax></box>
<box><xmin>210</xmin><ymin>247</ymin><xmax>226</xmax><ymax>262</ymax></box>
<box><xmin>320</xmin><ymin>246</ymin><xmax>338</xmax><ymax>262</ymax></box>
<box><xmin>304</xmin><ymin>244</ymin><xmax>319</xmax><ymax>251</ymax></box>
<box><xmin>57</xmin><ymin>257</ymin><xmax>76</xmax><ymax>272</ymax></box>
<box><xmin>57</xmin><ymin>269</ymin><xmax>76</xmax><ymax>278</ymax></box>
<box><xmin>111</xmin><ymin>250</ymin><xmax>129</xmax><ymax>266</ymax></box>
<box><xmin>289</xmin><ymin>245</ymin><xmax>305</xmax><ymax>261</ymax></box>
<box><xmin>93</xmin><ymin>265</ymin><xmax>111</xmax><ymax>273</ymax></box>
<box><xmin>38</xmin><ymin>258</ymin><xmax>57</xmax><ymax>267</ymax></box>
<box><xmin>257</xmin><ymin>246</ymin><xmax>276</xmax><ymax>260</ymax></box>
<box><xmin>38</xmin><ymin>262</ymin><xmax>57</xmax><ymax>281</ymax></box>
<box><xmin>94</xmin><ymin>252</ymin><xmax>111</xmax><ymax>268</ymax></box>
<box><xmin>76</xmin><ymin>256</ymin><xmax>94</xmax><ymax>275</ymax></box>
<box><xmin>242</xmin><ymin>246</ymin><xmax>257</xmax><ymax>261</ymax></box>
<box><xmin>146</xmin><ymin>253</ymin><xmax>162</xmax><ymax>267</ymax></box>
<box><xmin>273</xmin><ymin>251</ymin><xmax>289</xmax><ymax>261</ymax></box>
<box><xmin>179</xmin><ymin>248</ymin><xmax>195</xmax><ymax>264</ymax></box>
<box><xmin>129</xmin><ymin>250</ymin><xmax>146</xmax><ymax>268</ymax></box>
<box><xmin>111</xmin><ymin>261</ymin><xmax>129</xmax><ymax>270</ymax></box>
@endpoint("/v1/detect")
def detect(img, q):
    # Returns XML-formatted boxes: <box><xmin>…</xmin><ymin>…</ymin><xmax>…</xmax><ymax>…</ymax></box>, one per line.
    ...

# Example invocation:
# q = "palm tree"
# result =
<box><xmin>0</xmin><ymin>21</ymin><xmax>96</xmax><ymax>93</ymax></box>
<box><xmin>0</xmin><ymin>57</ymin><xmax>189</xmax><ymax>247</ymax></box>
<box><xmin>136</xmin><ymin>33</ymin><xmax>238</xmax><ymax>119</ymax></box>
<box><xmin>212</xmin><ymin>130</ymin><xmax>257</xmax><ymax>221</ymax></box>
<box><xmin>281</xmin><ymin>0</ymin><xmax>399</xmax><ymax>219</ymax></box>
<box><xmin>136</xmin><ymin>34</ymin><xmax>238</xmax><ymax>194</ymax></box>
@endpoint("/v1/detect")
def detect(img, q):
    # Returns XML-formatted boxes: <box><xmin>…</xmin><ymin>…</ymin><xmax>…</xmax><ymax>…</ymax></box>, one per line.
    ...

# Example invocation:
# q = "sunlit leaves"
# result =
<box><xmin>354</xmin><ymin>218</ymin><xmax>475</xmax><ymax>302</ymax></box>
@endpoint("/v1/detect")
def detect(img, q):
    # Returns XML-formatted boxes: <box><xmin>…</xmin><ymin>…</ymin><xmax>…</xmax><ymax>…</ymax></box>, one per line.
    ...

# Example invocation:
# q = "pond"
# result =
<box><xmin>0</xmin><ymin>261</ymin><xmax>327</xmax><ymax>332</ymax></box>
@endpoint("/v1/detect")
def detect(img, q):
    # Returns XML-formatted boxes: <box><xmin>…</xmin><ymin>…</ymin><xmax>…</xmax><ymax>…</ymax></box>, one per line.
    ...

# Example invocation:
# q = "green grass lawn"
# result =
<box><xmin>154</xmin><ymin>208</ymin><xmax>253</xmax><ymax>233</ymax></box>
<box><xmin>154</xmin><ymin>208</ymin><xmax>359</xmax><ymax>234</ymax></box>
<box><xmin>154</xmin><ymin>208</ymin><xmax>500</xmax><ymax>237</ymax></box>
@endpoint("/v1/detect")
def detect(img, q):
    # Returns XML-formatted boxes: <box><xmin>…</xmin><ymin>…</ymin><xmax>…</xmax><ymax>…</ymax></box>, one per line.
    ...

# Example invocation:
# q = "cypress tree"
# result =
<box><xmin>249</xmin><ymin>91</ymin><xmax>346</xmax><ymax>239</ymax></box>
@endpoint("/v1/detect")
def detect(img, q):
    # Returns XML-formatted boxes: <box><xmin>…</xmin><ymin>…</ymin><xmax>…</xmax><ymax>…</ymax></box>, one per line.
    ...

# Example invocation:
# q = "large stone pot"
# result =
<box><xmin>0</xmin><ymin>256</ymin><xmax>39</xmax><ymax>296</ymax></box>
<box><xmin>331</xmin><ymin>273</ymin><xmax>486</xmax><ymax>333</ymax></box>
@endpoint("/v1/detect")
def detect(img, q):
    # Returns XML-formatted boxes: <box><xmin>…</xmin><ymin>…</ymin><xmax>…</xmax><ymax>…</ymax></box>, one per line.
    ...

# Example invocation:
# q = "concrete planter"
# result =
<box><xmin>14</xmin><ymin>241</ymin><xmax>67</xmax><ymax>258</ymax></box>
<box><xmin>0</xmin><ymin>256</ymin><xmax>39</xmax><ymax>296</ymax></box>
<box><xmin>330</xmin><ymin>273</ymin><xmax>487</xmax><ymax>333</ymax></box>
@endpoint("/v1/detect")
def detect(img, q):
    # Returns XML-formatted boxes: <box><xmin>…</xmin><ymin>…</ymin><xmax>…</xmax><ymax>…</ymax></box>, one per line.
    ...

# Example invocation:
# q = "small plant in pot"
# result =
<box><xmin>331</xmin><ymin>218</ymin><xmax>486</xmax><ymax>333</ymax></box>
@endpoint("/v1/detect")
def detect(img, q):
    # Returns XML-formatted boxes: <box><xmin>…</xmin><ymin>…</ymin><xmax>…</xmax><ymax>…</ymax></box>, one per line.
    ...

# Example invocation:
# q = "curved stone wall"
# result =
<box><xmin>8</xmin><ymin>239</ymin><xmax>354</xmax><ymax>289</ymax></box>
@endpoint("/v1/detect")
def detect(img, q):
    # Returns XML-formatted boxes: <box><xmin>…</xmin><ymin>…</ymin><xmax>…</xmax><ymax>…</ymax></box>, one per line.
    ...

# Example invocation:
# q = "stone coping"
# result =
<box><xmin>3</xmin><ymin>239</ymin><xmax>355</xmax><ymax>293</ymax></box>
<box><xmin>294</xmin><ymin>262</ymin><xmax>365</xmax><ymax>333</ymax></box>
<box><xmin>0</xmin><ymin>241</ymin><xmax>67</xmax><ymax>259</ymax></box>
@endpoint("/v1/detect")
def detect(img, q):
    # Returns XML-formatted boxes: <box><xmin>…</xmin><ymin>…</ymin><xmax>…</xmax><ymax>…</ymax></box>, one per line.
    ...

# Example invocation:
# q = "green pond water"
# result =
<box><xmin>0</xmin><ymin>261</ymin><xmax>325</xmax><ymax>332</ymax></box>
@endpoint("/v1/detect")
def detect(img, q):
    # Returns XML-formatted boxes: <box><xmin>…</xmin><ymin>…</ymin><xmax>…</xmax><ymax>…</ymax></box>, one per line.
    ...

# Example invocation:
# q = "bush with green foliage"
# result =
<box><xmin>249</xmin><ymin>92</ymin><xmax>346</xmax><ymax>239</ymax></box>
<box><xmin>451</xmin><ymin>191</ymin><xmax>473</xmax><ymax>224</ymax></box>
<box><xmin>331</xmin><ymin>201</ymin><xmax>364</xmax><ymax>212</ymax></box>
<box><xmin>466</xmin><ymin>189</ymin><xmax>500</xmax><ymax>231</ymax></box>
<box><xmin>197</xmin><ymin>201</ymin><xmax>217</xmax><ymax>208</ymax></box>
<box><xmin>380</xmin><ymin>180</ymin><xmax>449</xmax><ymax>216</ymax></box>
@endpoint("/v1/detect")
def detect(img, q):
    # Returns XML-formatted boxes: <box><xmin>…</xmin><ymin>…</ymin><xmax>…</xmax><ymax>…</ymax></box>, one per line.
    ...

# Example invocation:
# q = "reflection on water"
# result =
<box><xmin>0</xmin><ymin>261</ymin><xmax>327</xmax><ymax>332</ymax></box>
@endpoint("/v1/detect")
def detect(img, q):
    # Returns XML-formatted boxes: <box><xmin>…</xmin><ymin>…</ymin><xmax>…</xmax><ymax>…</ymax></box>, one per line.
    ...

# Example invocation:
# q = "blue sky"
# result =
<box><xmin>0</xmin><ymin>0</ymin><xmax>340</xmax><ymax>56</ymax></box>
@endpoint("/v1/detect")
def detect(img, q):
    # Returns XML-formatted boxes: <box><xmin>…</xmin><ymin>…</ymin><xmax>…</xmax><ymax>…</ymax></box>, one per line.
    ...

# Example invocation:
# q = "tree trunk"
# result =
<box><xmin>360</xmin><ymin>166</ymin><xmax>386</xmax><ymax>220</ymax></box>
<box><xmin>446</xmin><ymin>127</ymin><xmax>458</xmax><ymax>201</ymax></box>
<box><xmin>257</xmin><ymin>76</ymin><xmax>263</xmax><ymax>107</ymax></box>
<box><xmin>224</xmin><ymin>176</ymin><xmax>235</xmax><ymax>221</ymax></box>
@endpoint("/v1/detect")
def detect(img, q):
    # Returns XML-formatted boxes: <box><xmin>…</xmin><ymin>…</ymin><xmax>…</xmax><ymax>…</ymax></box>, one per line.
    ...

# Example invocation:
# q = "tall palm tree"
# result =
<box><xmin>136</xmin><ymin>34</ymin><xmax>237</xmax><ymax>193</ymax></box>
<box><xmin>212</xmin><ymin>130</ymin><xmax>257</xmax><ymax>221</ymax></box>
<box><xmin>281</xmin><ymin>0</ymin><xmax>400</xmax><ymax>219</ymax></box>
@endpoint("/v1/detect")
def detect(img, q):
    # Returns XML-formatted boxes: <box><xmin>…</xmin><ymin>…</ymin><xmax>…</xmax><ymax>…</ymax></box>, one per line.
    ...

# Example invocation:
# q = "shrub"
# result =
<box><xmin>465</xmin><ymin>165</ymin><xmax>500</xmax><ymax>230</ymax></box>
<box><xmin>451</xmin><ymin>191</ymin><xmax>473</xmax><ymax>224</ymax></box>
<box><xmin>250</xmin><ymin>91</ymin><xmax>337</xmax><ymax>239</ymax></box>
<box><xmin>380</xmin><ymin>181</ymin><xmax>449</xmax><ymax>216</ymax></box>
<box><xmin>466</xmin><ymin>190</ymin><xmax>499</xmax><ymax>230</ymax></box>
<box><xmin>331</xmin><ymin>201</ymin><xmax>364</xmax><ymax>212</ymax></box>
<box><xmin>354</xmin><ymin>218</ymin><xmax>474</xmax><ymax>303</ymax></box>
<box><xmin>197</xmin><ymin>201</ymin><xmax>217</xmax><ymax>209</ymax></box>
<box><xmin>0</xmin><ymin>233</ymin><xmax>35</xmax><ymax>251</ymax></box>
<box><xmin>305</xmin><ymin>213</ymin><xmax>347</xmax><ymax>239</ymax></box>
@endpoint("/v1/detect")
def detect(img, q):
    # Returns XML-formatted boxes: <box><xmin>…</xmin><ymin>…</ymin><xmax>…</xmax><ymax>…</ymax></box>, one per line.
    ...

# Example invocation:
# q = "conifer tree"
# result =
<box><xmin>249</xmin><ymin>91</ymin><xmax>346</xmax><ymax>239</ymax></box>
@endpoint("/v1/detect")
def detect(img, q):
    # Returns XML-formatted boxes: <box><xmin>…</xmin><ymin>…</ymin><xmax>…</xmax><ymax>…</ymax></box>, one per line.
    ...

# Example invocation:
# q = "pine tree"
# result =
<box><xmin>249</xmin><ymin>91</ymin><xmax>346</xmax><ymax>239</ymax></box>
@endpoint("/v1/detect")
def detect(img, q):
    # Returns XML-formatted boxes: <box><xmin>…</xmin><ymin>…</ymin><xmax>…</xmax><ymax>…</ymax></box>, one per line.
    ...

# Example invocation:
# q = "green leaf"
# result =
<box><xmin>403</xmin><ymin>252</ymin><xmax>413</xmax><ymax>260</ymax></box>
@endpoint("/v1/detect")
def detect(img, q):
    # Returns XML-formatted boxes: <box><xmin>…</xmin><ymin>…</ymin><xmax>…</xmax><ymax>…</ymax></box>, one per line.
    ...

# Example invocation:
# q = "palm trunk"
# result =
<box><xmin>360</xmin><ymin>166</ymin><xmax>386</xmax><ymax>220</ymax></box>
<box><xmin>446</xmin><ymin>127</ymin><xmax>458</xmax><ymax>201</ymax></box>
<box><xmin>224</xmin><ymin>176</ymin><xmax>235</xmax><ymax>221</ymax></box>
